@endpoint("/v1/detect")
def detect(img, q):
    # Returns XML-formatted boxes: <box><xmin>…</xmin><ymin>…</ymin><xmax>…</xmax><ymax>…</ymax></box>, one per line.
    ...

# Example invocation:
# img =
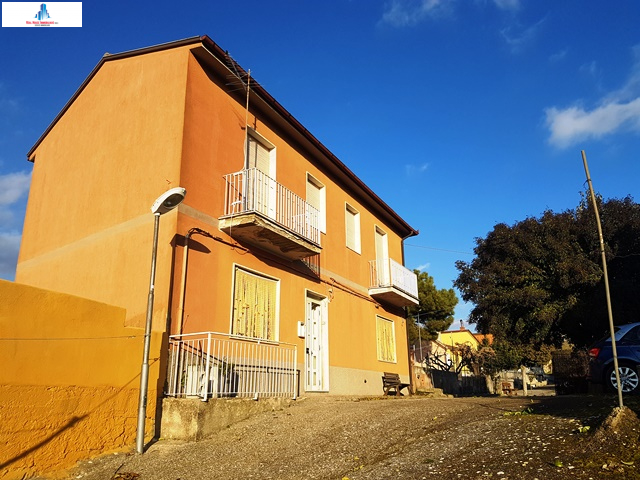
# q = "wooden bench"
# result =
<box><xmin>501</xmin><ymin>382</ymin><xmax>516</xmax><ymax>395</ymax></box>
<box><xmin>382</xmin><ymin>372</ymin><xmax>410</xmax><ymax>396</ymax></box>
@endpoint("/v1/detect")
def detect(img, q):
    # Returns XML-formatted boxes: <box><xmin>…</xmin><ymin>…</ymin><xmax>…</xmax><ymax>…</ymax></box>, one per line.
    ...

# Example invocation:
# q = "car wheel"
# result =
<box><xmin>606</xmin><ymin>363</ymin><xmax>640</xmax><ymax>394</ymax></box>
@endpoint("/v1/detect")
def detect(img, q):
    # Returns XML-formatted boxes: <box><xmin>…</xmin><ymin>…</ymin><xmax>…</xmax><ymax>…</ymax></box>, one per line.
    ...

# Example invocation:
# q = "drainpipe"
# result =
<box><xmin>177</xmin><ymin>228</ymin><xmax>216</xmax><ymax>335</ymax></box>
<box><xmin>401</xmin><ymin>229</ymin><xmax>419</xmax><ymax>394</ymax></box>
<box><xmin>176</xmin><ymin>230</ymin><xmax>194</xmax><ymax>336</ymax></box>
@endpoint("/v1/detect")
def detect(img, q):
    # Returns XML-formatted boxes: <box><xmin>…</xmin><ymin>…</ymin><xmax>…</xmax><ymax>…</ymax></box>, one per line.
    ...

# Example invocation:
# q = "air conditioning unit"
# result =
<box><xmin>185</xmin><ymin>365</ymin><xmax>220</xmax><ymax>398</ymax></box>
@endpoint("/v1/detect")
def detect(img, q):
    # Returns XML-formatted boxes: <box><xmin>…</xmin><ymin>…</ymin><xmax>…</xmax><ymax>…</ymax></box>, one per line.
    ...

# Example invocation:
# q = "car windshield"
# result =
<box><xmin>614</xmin><ymin>323</ymin><xmax>640</xmax><ymax>341</ymax></box>
<box><xmin>594</xmin><ymin>326</ymin><xmax>621</xmax><ymax>344</ymax></box>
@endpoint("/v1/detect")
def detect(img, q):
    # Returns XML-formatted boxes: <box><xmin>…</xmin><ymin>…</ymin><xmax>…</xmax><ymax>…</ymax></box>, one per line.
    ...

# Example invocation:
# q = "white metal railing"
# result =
<box><xmin>222</xmin><ymin>168</ymin><xmax>320</xmax><ymax>245</ymax></box>
<box><xmin>165</xmin><ymin>332</ymin><xmax>298</xmax><ymax>400</ymax></box>
<box><xmin>369</xmin><ymin>258</ymin><xmax>419</xmax><ymax>299</ymax></box>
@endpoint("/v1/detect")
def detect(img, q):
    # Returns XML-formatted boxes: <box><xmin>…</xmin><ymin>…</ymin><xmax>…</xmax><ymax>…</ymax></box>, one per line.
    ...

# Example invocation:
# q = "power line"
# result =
<box><xmin>405</xmin><ymin>243</ymin><xmax>473</xmax><ymax>255</ymax></box>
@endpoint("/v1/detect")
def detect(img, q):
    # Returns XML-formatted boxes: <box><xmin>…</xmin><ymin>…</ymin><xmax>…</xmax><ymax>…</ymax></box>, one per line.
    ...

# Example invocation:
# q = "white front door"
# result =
<box><xmin>305</xmin><ymin>295</ymin><xmax>328</xmax><ymax>391</ymax></box>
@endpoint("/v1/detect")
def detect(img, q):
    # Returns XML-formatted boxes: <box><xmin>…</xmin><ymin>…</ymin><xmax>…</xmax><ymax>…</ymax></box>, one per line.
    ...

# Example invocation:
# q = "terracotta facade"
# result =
<box><xmin>17</xmin><ymin>36</ymin><xmax>419</xmax><ymax>396</ymax></box>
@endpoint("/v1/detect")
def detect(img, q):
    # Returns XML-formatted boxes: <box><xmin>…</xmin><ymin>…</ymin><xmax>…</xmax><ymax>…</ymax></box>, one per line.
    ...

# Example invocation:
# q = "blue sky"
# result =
<box><xmin>2</xmin><ymin>1</ymin><xmax>640</xmax><ymax>322</ymax></box>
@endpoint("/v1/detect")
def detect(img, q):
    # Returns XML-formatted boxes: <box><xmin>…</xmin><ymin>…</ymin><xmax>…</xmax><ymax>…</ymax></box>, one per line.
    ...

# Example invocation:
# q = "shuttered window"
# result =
<box><xmin>345</xmin><ymin>203</ymin><xmax>360</xmax><ymax>253</ymax></box>
<box><xmin>306</xmin><ymin>174</ymin><xmax>326</xmax><ymax>233</ymax></box>
<box><xmin>376</xmin><ymin>316</ymin><xmax>396</xmax><ymax>363</ymax></box>
<box><xmin>232</xmin><ymin>267</ymin><xmax>279</xmax><ymax>340</ymax></box>
<box><xmin>247</xmin><ymin>135</ymin><xmax>271</xmax><ymax>175</ymax></box>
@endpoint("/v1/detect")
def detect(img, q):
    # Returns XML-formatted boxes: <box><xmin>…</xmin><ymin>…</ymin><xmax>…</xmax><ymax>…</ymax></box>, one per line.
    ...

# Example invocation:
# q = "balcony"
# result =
<box><xmin>369</xmin><ymin>258</ymin><xmax>419</xmax><ymax>307</ymax></box>
<box><xmin>219</xmin><ymin>168</ymin><xmax>322</xmax><ymax>261</ymax></box>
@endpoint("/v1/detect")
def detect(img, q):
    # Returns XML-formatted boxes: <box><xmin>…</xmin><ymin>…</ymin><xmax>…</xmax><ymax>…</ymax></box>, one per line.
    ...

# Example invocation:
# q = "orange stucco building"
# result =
<box><xmin>17</xmin><ymin>36</ymin><xmax>419</xmax><ymax>400</ymax></box>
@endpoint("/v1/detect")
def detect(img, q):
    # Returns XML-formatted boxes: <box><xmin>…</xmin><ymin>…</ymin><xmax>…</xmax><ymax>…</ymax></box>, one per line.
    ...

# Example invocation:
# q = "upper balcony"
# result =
<box><xmin>369</xmin><ymin>258</ymin><xmax>419</xmax><ymax>307</ymax></box>
<box><xmin>219</xmin><ymin>168</ymin><xmax>322</xmax><ymax>261</ymax></box>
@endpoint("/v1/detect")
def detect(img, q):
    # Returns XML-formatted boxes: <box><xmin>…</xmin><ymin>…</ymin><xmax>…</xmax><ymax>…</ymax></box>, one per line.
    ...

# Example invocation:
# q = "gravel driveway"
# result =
<box><xmin>62</xmin><ymin>393</ymin><xmax>639</xmax><ymax>480</ymax></box>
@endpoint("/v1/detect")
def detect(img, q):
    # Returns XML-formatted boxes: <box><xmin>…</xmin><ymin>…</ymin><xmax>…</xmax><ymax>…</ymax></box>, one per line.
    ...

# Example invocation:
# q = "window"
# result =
<box><xmin>246</xmin><ymin>129</ymin><xmax>276</xmax><ymax>218</ymax></box>
<box><xmin>246</xmin><ymin>128</ymin><xmax>275</xmax><ymax>177</ymax></box>
<box><xmin>231</xmin><ymin>267</ymin><xmax>279</xmax><ymax>340</ymax></box>
<box><xmin>306</xmin><ymin>173</ymin><xmax>326</xmax><ymax>233</ymax></box>
<box><xmin>345</xmin><ymin>203</ymin><xmax>361</xmax><ymax>253</ymax></box>
<box><xmin>376</xmin><ymin>316</ymin><xmax>397</xmax><ymax>363</ymax></box>
<box><xmin>374</xmin><ymin>226</ymin><xmax>390</xmax><ymax>285</ymax></box>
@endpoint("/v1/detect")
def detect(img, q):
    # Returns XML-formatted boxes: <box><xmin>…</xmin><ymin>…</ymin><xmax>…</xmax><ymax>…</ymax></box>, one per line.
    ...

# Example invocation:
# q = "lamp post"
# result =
<box><xmin>136</xmin><ymin>187</ymin><xmax>186</xmax><ymax>454</ymax></box>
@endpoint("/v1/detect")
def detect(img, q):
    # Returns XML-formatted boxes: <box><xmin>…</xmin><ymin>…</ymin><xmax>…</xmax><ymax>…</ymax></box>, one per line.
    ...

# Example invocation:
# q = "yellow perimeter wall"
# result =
<box><xmin>0</xmin><ymin>280</ymin><xmax>162</xmax><ymax>479</ymax></box>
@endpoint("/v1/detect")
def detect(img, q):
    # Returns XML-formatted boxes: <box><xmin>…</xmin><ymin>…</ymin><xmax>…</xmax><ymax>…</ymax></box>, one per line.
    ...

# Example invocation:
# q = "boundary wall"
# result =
<box><xmin>0</xmin><ymin>280</ymin><xmax>162</xmax><ymax>479</ymax></box>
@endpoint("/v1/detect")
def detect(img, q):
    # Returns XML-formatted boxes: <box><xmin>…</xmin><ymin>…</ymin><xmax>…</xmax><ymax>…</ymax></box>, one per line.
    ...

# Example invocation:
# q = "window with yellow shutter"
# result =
<box><xmin>376</xmin><ymin>316</ymin><xmax>396</xmax><ymax>363</ymax></box>
<box><xmin>232</xmin><ymin>267</ymin><xmax>279</xmax><ymax>340</ymax></box>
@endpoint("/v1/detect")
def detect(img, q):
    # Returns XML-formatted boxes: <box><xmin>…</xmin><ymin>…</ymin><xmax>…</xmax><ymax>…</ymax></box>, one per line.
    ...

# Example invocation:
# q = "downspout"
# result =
<box><xmin>176</xmin><ymin>230</ymin><xmax>193</xmax><ymax>336</ymax></box>
<box><xmin>177</xmin><ymin>228</ymin><xmax>218</xmax><ymax>335</ymax></box>
<box><xmin>401</xmin><ymin>229</ymin><xmax>419</xmax><ymax>394</ymax></box>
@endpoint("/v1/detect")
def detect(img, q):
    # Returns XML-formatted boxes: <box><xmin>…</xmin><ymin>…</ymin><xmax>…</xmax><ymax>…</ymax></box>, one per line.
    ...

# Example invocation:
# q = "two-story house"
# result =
<box><xmin>16</xmin><ymin>35</ymin><xmax>419</xmax><ymax>400</ymax></box>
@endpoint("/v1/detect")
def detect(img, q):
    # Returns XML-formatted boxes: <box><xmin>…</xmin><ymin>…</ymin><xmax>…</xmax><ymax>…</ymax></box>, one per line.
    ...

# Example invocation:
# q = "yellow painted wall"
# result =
<box><xmin>0</xmin><ymin>280</ymin><xmax>162</xmax><ymax>479</ymax></box>
<box><xmin>439</xmin><ymin>329</ymin><xmax>480</xmax><ymax>349</ymax></box>
<box><xmin>16</xmin><ymin>46</ymin><xmax>191</xmax><ymax>330</ymax></box>
<box><xmin>437</xmin><ymin>329</ymin><xmax>480</xmax><ymax>374</ymax></box>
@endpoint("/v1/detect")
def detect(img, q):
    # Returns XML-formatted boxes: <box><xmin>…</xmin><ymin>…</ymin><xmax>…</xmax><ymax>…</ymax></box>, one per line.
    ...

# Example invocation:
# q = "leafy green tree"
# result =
<box><xmin>407</xmin><ymin>270</ymin><xmax>458</xmax><ymax>342</ymax></box>
<box><xmin>563</xmin><ymin>195</ymin><xmax>640</xmax><ymax>346</ymax></box>
<box><xmin>454</xmin><ymin>195</ymin><xmax>640</xmax><ymax>349</ymax></box>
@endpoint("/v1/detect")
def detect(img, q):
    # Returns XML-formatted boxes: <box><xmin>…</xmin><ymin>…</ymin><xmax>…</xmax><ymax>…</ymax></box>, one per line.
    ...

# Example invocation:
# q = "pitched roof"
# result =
<box><xmin>27</xmin><ymin>35</ymin><xmax>419</xmax><ymax>239</ymax></box>
<box><xmin>473</xmin><ymin>333</ymin><xmax>494</xmax><ymax>345</ymax></box>
<box><xmin>438</xmin><ymin>328</ymin><xmax>480</xmax><ymax>347</ymax></box>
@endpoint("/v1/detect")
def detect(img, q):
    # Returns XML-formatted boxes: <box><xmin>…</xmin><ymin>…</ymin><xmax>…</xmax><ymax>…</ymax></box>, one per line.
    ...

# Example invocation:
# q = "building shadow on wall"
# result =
<box><xmin>0</xmin><ymin>415</ymin><xmax>86</xmax><ymax>471</ymax></box>
<box><xmin>0</xmin><ymin>360</ymin><xmax>157</xmax><ymax>473</ymax></box>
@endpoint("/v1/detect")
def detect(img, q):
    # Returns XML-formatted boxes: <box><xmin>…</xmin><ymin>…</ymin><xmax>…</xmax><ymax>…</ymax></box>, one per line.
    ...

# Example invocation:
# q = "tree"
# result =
<box><xmin>450</xmin><ymin>343</ymin><xmax>497</xmax><ymax>376</ymax></box>
<box><xmin>407</xmin><ymin>270</ymin><xmax>458</xmax><ymax>342</ymax></box>
<box><xmin>454</xmin><ymin>195</ymin><xmax>640</xmax><ymax>349</ymax></box>
<box><xmin>563</xmin><ymin>195</ymin><xmax>640</xmax><ymax>346</ymax></box>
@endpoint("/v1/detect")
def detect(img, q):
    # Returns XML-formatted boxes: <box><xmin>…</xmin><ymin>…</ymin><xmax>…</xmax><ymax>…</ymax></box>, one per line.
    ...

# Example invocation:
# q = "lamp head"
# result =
<box><xmin>151</xmin><ymin>187</ymin><xmax>186</xmax><ymax>215</ymax></box>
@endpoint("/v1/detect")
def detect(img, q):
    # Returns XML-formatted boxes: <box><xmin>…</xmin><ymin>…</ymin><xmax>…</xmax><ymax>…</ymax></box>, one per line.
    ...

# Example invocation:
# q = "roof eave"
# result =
<box><xmin>26</xmin><ymin>36</ymin><xmax>203</xmax><ymax>161</ymax></box>
<box><xmin>197</xmin><ymin>35</ymin><xmax>419</xmax><ymax>238</ymax></box>
<box><xmin>26</xmin><ymin>34</ymin><xmax>419</xmax><ymax>239</ymax></box>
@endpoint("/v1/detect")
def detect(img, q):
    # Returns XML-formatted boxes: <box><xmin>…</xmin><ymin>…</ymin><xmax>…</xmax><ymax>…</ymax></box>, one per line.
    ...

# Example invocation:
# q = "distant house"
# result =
<box><xmin>16</xmin><ymin>35</ymin><xmax>419</xmax><ymax>400</ymax></box>
<box><xmin>411</xmin><ymin>323</ymin><xmax>485</xmax><ymax>375</ymax></box>
<box><xmin>473</xmin><ymin>333</ymin><xmax>494</xmax><ymax>346</ymax></box>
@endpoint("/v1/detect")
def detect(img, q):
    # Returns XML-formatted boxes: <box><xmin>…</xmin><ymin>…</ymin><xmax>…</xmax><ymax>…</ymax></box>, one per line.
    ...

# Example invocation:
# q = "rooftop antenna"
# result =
<box><xmin>245</xmin><ymin>69</ymin><xmax>251</xmax><ymax>165</ymax></box>
<box><xmin>225</xmin><ymin>53</ymin><xmax>251</xmax><ymax>94</ymax></box>
<box><xmin>224</xmin><ymin>53</ymin><xmax>252</xmax><ymax>166</ymax></box>
<box><xmin>222</xmin><ymin>54</ymin><xmax>252</xmax><ymax>242</ymax></box>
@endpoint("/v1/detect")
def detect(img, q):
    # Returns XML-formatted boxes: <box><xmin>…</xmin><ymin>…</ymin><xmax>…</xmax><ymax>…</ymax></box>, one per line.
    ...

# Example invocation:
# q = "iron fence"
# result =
<box><xmin>222</xmin><ymin>168</ymin><xmax>320</xmax><ymax>245</ymax></box>
<box><xmin>369</xmin><ymin>258</ymin><xmax>418</xmax><ymax>298</ymax></box>
<box><xmin>165</xmin><ymin>332</ymin><xmax>298</xmax><ymax>400</ymax></box>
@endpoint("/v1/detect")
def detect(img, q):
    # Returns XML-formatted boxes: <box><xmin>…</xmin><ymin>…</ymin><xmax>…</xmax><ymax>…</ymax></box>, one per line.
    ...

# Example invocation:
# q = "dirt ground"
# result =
<box><xmin>58</xmin><ymin>392</ymin><xmax>640</xmax><ymax>480</ymax></box>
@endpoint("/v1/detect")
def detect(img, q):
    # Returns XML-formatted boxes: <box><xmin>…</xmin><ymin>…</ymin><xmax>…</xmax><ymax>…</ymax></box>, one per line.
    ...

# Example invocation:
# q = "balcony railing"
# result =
<box><xmin>165</xmin><ymin>332</ymin><xmax>298</xmax><ymax>400</ymax></box>
<box><xmin>369</xmin><ymin>258</ymin><xmax>419</xmax><ymax>306</ymax></box>
<box><xmin>222</xmin><ymin>168</ymin><xmax>320</xmax><ymax>246</ymax></box>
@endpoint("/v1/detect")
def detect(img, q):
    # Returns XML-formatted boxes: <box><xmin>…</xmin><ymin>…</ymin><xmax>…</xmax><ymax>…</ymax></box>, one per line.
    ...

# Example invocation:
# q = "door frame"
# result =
<box><xmin>245</xmin><ymin>127</ymin><xmax>277</xmax><ymax>219</ymax></box>
<box><xmin>375</xmin><ymin>226</ymin><xmax>390</xmax><ymax>285</ymax></box>
<box><xmin>304</xmin><ymin>290</ymin><xmax>329</xmax><ymax>392</ymax></box>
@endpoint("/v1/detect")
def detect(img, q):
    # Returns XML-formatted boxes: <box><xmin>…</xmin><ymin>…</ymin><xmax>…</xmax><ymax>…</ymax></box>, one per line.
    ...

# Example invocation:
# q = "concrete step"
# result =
<box><xmin>414</xmin><ymin>387</ymin><xmax>449</xmax><ymax>398</ymax></box>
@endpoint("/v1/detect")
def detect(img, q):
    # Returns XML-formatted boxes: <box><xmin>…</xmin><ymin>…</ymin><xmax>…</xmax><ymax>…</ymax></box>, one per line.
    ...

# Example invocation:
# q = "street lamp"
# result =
<box><xmin>136</xmin><ymin>187</ymin><xmax>186</xmax><ymax>454</ymax></box>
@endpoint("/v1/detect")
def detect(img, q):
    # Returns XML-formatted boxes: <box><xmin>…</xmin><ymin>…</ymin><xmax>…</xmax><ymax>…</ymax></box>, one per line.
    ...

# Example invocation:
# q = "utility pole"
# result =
<box><xmin>582</xmin><ymin>150</ymin><xmax>623</xmax><ymax>408</ymax></box>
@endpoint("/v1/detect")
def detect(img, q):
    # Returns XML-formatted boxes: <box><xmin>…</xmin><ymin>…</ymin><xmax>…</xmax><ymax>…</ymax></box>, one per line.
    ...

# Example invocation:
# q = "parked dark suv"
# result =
<box><xmin>589</xmin><ymin>322</ymin><xmax>640</xmax><ymax>394</ymax></box>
